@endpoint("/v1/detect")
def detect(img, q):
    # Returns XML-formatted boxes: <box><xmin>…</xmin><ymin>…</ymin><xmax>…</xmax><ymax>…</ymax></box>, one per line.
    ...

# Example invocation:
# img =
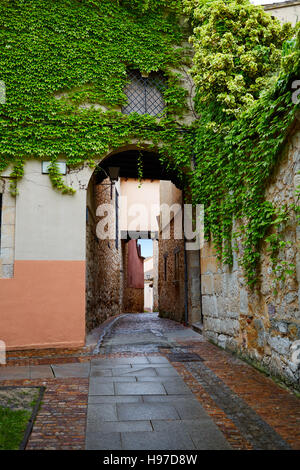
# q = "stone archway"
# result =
<box><xmin>85</xmin><ymin>145</ymin><xmax>202</xmax><ymax>334</ymax></box>
<box><xmin>86</xmin><ymin>147</ymin><xmax>178</xmax><ymax>329</ymax></box>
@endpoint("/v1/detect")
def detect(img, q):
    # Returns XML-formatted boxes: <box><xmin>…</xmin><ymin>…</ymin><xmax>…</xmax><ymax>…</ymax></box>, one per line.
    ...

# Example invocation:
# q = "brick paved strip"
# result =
<box><xmin>180</xmin><ymin>340</ymin><xmax>300</xmax><ymax>450</ymax></box>
<box><xmin>0</xmin><ymin>378</ymin><xmax>89</xmax><ymax>450</ymax></box>
<box><xmin>170</xmin><ymin>361</ymin><xmax>252</xmax><ymax>450</ymax></box>
<box><xmin>27</xmin><ymin>378</ymin><xmax>89</xmax><ymax>450</ymax></box>
<box><xmin>3</xmin><ymin>351</ymin><xmax>161</xmax><ymax>368</ymax></box>
<box><xmin>185</xmin><ymin>361</ymin><xmax>291</xmax><ymax>450</ymax></box>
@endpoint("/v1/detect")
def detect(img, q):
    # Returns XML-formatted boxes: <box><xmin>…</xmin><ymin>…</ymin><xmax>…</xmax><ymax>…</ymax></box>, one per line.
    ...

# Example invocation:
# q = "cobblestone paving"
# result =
<box><xmin>100</xmin><ymin>313</ymin><xmax>184</xmax><ymax>354</ymax></box>
<box><xmin>0</xmin><ymin>313</ymin><xmax>299</xmax><ymax>450</ymax></box>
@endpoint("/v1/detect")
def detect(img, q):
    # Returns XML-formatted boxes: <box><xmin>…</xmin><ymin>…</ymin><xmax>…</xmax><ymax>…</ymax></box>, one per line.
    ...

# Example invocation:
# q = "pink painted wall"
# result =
<box><xmin>127</xmin><ymin>240</ymin><xmax>144</xmax><ymax>289</ymax></box>
<box><xmin>0</xmin><ymin>260</ymin><xmax>86</xmax><ymax>350</ymax></box>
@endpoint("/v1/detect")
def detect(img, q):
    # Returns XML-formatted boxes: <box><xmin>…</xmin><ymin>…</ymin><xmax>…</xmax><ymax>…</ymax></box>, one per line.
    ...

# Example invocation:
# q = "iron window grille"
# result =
<box><xmin>122</xmin><ymin>70</ymin><xmax>166</xmax><ymax>116</ymax></box>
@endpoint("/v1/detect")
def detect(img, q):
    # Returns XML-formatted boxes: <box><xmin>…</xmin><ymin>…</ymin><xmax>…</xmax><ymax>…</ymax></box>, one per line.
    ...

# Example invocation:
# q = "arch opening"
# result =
<box><xmin>85</xmin><ymin>146</ymin><xmax>201</xmax><ymax>338</ymax></box>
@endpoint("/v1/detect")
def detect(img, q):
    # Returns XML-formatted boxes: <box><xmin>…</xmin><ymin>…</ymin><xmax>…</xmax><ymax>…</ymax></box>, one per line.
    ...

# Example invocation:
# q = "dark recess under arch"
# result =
<box><xmin>95</xmin><ymin>150</ymin><xmax>184</xmax><ymax>189</ymax></box>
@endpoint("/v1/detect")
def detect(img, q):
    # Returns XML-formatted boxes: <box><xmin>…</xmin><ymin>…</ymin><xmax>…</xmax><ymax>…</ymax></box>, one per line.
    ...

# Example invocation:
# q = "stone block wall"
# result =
<box><xmin>158</xmin><ymin>216</ymin><xmax>185</xmax><ymax>322</ymax></box>
<box><xmin>201</xmin><ymin>125</ymin><xmax>300</xmax><ymax>388</ymax></box>
<box><xmin>86</xmin><ymin>178</ymin><xmax>122</xmax><ymax>331</ymax></box>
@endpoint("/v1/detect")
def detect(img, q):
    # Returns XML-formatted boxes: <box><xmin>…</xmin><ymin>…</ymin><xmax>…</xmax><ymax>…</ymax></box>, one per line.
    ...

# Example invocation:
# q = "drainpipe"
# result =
<box><xmin>184</xmin><ymin>236</ymin><xmax>189</xmax><ymax>326</ymax></box>
<box><xmin>199</xmin><ymin>244</ymin><xmax>203</xmax><ymax>325</ymax></box>
<box><xmin>183</xmin><ymin>188</ymin><xmax>189</xmax><ymax>326</ymax></box>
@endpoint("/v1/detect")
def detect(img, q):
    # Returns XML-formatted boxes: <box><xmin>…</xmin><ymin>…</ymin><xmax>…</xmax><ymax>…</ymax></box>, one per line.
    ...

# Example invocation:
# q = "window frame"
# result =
<box><xmin>122</xmin><ymin>70</ymin><xmax>166</xmax><ymax>117</ymax></box>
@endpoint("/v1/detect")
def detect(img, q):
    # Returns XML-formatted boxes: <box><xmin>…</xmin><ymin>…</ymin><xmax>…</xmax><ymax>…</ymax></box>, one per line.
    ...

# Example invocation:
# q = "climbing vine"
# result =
<box><xmin>186</xmin><ymin>0</ymin><xmax>299</xmax><ymax>285</ymax></box>
<box><xmin>0</xmin><ymin>0</ymin><xmax>300</xmax><ymax>286</ymax></box>
<box><xmin>0</xmin><ymin>0</ymin><xmax>191</xmax><ymax>189</ymax></box>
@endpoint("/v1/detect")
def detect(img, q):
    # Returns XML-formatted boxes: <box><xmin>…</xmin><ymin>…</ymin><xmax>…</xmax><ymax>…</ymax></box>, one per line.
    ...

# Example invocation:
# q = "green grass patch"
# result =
<box><xmin>0</xmin><ymin>406</ymin><xmax>31</xmax><ymax>450</ymax></box>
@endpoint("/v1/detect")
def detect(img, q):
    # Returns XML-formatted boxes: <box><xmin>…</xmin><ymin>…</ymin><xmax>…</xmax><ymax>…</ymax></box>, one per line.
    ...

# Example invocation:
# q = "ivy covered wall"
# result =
<box><xmin>1</xmin><ymin>0</ymin><xmax>300</xmax><ymax>285</ymax></box>
<box><xmin>0</xmin><ymin>0</ymin><xmax>193</xmax><ymax>193</ymax></box>
<box><xmin>0</xmin><ymin>0</ymin><xmax>300</xmax><ymax>369</ymax></box>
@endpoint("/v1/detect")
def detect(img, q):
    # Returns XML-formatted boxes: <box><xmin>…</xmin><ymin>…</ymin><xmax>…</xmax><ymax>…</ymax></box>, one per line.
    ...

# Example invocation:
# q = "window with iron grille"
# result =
<box><xmin>122</xmin><ymin>70</ymin><xmax>165</xmax><ymax>116</ymax></box>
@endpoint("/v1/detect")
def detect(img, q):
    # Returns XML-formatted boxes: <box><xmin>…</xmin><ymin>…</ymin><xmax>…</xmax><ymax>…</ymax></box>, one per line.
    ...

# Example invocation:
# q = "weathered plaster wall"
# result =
<box><xmin>14</xmin><ymin>161</ymin><xmax>90</xmax><ymax>261</ymax></box>
<box><xmin>144</xmin><ymin>281</ymin><xmax>154</xmax><ymax>312</ymax></box>
<box><xmin>0</xmin><ymin>260</ymin><xmax>85</xmax><ymax>350</ymax></box>
<box><xmin>158</xmin><ymin>181</ymin><xmax>202</xmax><ymax>324</ymax></box>
<box><xmin>0</xmin><ymin>160</ymin><xmax>91</xmax><ymax>350</ymax></box>
<box><xmin>264</xmin><ymin>1</ymin><xmax>300</xmax><ymax>26</ymax></box>
<box><xmin>201</xmin><ymin>126</ymin><xmax>300</xmax><ymax>388</ymax></box>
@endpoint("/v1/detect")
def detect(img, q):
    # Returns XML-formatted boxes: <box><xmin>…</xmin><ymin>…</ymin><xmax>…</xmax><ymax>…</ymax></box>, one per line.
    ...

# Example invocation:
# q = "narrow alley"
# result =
<box><xmin>1</xmin><ymin>313</ymin><xmax>299</xmax><ymax>450</ymax></box>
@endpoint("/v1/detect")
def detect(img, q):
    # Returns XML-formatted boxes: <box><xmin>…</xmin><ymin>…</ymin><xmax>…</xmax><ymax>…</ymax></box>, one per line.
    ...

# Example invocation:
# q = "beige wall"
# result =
<box><xmin>153</xmin><ymin>240</ymin><xmax>159</xmax><ymax>311</ymax></box>
<box><xmin>264</xmin><ymin>1</ymin><xmax>300</xmax><ymax>26</ymax></box>
<box><xmin>14</xmin><ymin>160</ymin><xmax>92</xmax><ymax>261</ymax></box>
<box><xmin>120</xmin><ymin>178</ymin><xmax>160</xmax><ymax>233</ymax></box>
<box><xmin>144</xmin><ymin>256</ymin><xmax>154</xmax><ymax>277</ymax></box>
<box><xmin>0</xmin><ymin>160</ymin><xmax>93</xmax><ymax>349</ymax></box>
<box><xmin>144</xmin><ymin>281</ymin><xmax>154</xmax><ymax>312</ymax></box>
<box><xmin>158</xmin><ymin>181</ymin><xmax>185</xmax><ymax>321</ymax></box>
<box><xmin>159</xmin><ymin>180</ymin><xmax>182</xmax><ymax>210</ymax></box>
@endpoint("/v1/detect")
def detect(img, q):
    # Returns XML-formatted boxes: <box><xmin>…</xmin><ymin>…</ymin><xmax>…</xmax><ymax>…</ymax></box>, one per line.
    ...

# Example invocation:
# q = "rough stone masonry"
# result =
<box><xmin>201</xmin><ymin>123</ymin><xmax>300</xmax><ymax>389</ymax></box>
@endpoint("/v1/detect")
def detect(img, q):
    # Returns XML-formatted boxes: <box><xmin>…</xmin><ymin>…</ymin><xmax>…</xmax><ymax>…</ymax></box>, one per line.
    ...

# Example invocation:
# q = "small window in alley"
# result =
<box><xmin>122</xmin><ymin>70</ymin><xmax>165</xmax><ymax>116</ymax></box>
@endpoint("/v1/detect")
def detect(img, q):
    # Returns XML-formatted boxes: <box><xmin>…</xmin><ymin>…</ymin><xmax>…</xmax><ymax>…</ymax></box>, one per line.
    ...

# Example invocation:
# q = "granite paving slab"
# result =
<box><xmin>86</xmin><ymin>404</ymin><xmax>118</xmax><ymax>431</ymax></box>
<box><xmin>86</xmin><ymin>432</ymin><xmax>122</xmax><ymax>450</ymax></box>
<box><xmin>151</xmin><ymin>420</ymin><xmax>231</xmax><ymax>450</ymax></box>
<box><xmin>29</xmin><ymin>365</ymin><xmax>54</xmax><ymax>379</ymax></box>
<box><xmin>0</xmin><ymin>366</ymin><xmax>30</xmax><ymax>380</ymax></box>
<box><xmin>117</xmin><ymin>403</ymin><xmax>180</xmax><ymax>421</ymax></box>
<box><xmin>115</xmin><ymin>382</ymin><xmax>166</xmax><ymax>396</ymax></box>
<box><xmin>88</xmin><ymin>381</ymin><xmax>115</xmax><ymax>396</ymax></box>
<box><xmin>120</xmin><ymin>430</ymin><xmax>196</xmax><ymax>450</ymax></box>
<box><xmin>51</xmin><ymin>363</ymin><xmax>90</xmax><ymax>378</ymax></box>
